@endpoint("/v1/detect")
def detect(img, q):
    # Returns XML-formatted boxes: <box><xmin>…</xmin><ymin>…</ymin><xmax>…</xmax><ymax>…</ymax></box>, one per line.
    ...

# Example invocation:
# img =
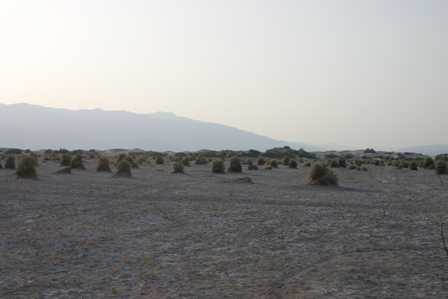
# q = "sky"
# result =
<box><xmin>0</xmin><ymin>0</ymin><xmax>447</xmax><ymax>148</ymax></box>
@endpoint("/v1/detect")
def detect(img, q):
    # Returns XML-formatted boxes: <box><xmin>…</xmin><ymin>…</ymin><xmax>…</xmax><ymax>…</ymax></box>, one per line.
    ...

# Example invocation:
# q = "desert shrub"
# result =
<box><xmin>348</xmin><ymin>165</ymin><xmax>357</xmax><ymax>170</ymax></box>
<box><xmin>343</xmin><ymin>153</ymin><xmax>354</xmax><ymax>159</ymax></box>
<box><xmin>257</xmin><ymin>158</ymin><xmax>266</xmax><ymax>166</ymax></box>
<box><xmin>400</xmin><ymin>161</ymin><xmax>409</xmax><ymax>169</ymax></box>
<box><xmin>155</xmin><ymin>155</ymin><xmax>164</xmax><ymax>165</ymax></box>
<box><xmin>423</xmin><ymin>157</ymin><xmax>435</xmax><ymax>169</ymax></box>
<box><xmin>228</xmin><ymin>157</ymin><xmax>242</xmax><ymax>173</ymax></box>
<box><xmin>283</xmin><ymin>157</ymin><xmax>290</xmax><ymax>166</ymax></box>
<box><xmin>269</xmin><ymin>160</ymin><xmax>279</xmax><ymax>168</ymax></box>
<box><xmin>264</xmin><ymin>146</ymin><xmax>295</xmax><ymax>159</ymax></box>
<box><xmin>127</xmin><ymin>156</ymin><xmax>139</xmax><ymax>168</ymax></box>
<box><xmin>338</xmin><ymin>159</ymin><xmax>347</xmax><ymax>168</ymax></box>
<box><xmin>97</xmin><ymin>157</ymin><xmax>111</xmax><ymax>172</ymax></box>
<box><xmin>116</xmin><ymin>154</ymin><xmax>126</xmax><ymax>162</ymax></box>
<box><xmin>182</xmin><ymin>158</ymin><xmax>191</xmax><ymax>167</ymax></box>
<box><xmin>247</xmin><ymin>160</ymin><xmax>258</xmax><ymax>171</ymax></box>
<box><xmin>71</xmin><ymin>154</ymin><xmax>85</xmax><ymax>170</ymax></box>
<box><xmin>436</xmin><ymin>161</ymin><xmax>447</xmax><ymax>175</ymax></box>
<box><xmin>115</xmin><ymin>160</ymin><xmax>132</xmax><ymax>177</ymax></box>
<box><xmin>212</xmin><ymin>160</ymin><xmax>225</xmax><ymax>174</ymax></box>
<box><xmin>297</xmin><ymin>148</ymin><xmax>317</xmax><ymax>159</ymax></box>
<box><xmin>325</xmin><ymin>153</ymin><xmax>339</xmax><ymax>159</ymax></box>
<box><xmin>328</xmin><ymin>160</ymin><xmax>339</xmax><ymax>168</ymax></box>
<box><xmin>288</xmin><ymin>160</ymin><xmax>298</xmax><ymax>169</ymax></box>
<box><xmin>4</xmin><ymin>156</ymin><xmax>16</xmax><ymax>169</ymax></box>
<box><xmin>360</xmin><ymin>166</ymin><xmax>368</xmax><ymax>171</ymax></box>
<box><xmin>435</xmin><ymin>154</ymin><xmax>448</xmax><ymax>162</ymax></box>
<box><xmin>195</xmin><ymin>156</ymin><xmax>208</xmax><ymax>165</ymax></box>
<box><xmin>60</xmin><ymin>154</ymin><xmax>72</xmax><ymax>167</ymax></box>
<box><xmin>137</xmin><ymin>156</ymin><xmax>148</xmax><ymax>166</ymax></box>
<box><xmin>308</xmin><ymin>164</ymin><xmax>338</xmax><ymax>186</ymax></box>
<box><xmin>172</xmin><ymin>162</ymin><xmax>185</xmax><ymax>174</ymax></box>
<box><xmin>16</xmin><ymin>156</ymin><xmax>37</xmax><ymax>179</ymax></box>
<box><xmin>409</xmin><ymin>162</ymin><xmax>418</xmax><ymax>171</ymax></box>
<box><xmin>117</xmin><ymin>154</ymin><xmax>138</xmax><ymax>168</ymax></box>
<box><xmin>393</xmin><ymin>160</ymin><xmax>401</xmax><ymax>169</ymax></box>
<box><xmin>174</xmin><ymin>152</ymin><xmax>187</xmax><ymax>159</ymax></box>
<box><xmin>304</xmin><ymin>161</ymin><xmax>311</xmax><ymax>167</ymax></box>
<box><xmin>372</xmin><ymin>159</ymin><xmax>384</xmax><ymax>167</ymax></box>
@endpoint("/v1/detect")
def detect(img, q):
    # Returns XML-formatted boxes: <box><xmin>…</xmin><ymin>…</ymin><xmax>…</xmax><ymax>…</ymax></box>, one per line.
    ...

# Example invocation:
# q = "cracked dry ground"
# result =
<box><xmin>1</xmin><ymin>160</ymin><xmax>448</xmax><ymax>298</ymax></box>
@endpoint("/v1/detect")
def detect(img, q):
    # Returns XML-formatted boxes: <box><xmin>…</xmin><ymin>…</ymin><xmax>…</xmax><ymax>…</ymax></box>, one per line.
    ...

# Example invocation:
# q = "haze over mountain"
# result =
<box><xmin>0</xmin><ymin>103</ymin><xmax>318</xmax><ymax>151</ymax></box>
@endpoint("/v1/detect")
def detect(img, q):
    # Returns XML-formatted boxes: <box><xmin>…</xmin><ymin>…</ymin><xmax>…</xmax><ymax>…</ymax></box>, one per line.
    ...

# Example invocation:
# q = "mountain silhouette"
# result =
<box><xmin>0</xmin><ymin>103</ymin><xmax>315</xmax><ymax>151</ymax></box>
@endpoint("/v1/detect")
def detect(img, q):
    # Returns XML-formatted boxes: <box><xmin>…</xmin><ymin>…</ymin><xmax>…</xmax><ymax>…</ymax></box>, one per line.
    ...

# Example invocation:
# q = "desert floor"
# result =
<box><xmin>1</xmin><ymin>160</ymin><xmax>448</xmax><ymax>298</ymax></box>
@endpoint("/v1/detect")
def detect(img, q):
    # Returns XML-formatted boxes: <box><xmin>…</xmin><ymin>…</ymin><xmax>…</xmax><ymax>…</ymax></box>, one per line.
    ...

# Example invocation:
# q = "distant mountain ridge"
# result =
<box><xmin>398</xmin><ymin>144</ymin><xmax>448</xmax><ymax>156</ymax></box>
<box><xmin>0</xmin><ymin>103</ymin><xmax>316</xmax><ymax>151</ymax></box>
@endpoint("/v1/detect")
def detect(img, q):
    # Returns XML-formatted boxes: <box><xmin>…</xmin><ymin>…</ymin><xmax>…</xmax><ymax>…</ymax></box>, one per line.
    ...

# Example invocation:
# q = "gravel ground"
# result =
<box><xmin>1</xmin><ymin>160</ymin><xmax>448</xmax><ymax>298</ymax></box>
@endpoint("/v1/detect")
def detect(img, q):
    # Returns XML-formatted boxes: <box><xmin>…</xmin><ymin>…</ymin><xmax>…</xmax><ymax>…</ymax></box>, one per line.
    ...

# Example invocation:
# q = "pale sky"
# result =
<box><xmin>1</xmin><ymin>0</ymin><xmax>447</xmax><ymax>148</ymax></box>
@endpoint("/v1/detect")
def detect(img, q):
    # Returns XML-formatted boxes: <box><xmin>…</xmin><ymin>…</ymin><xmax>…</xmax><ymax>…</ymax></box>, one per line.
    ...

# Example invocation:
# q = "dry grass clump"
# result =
<box><xmin>269</xmin><ymin>160</ymin><xmax>279</xmax><ymax>168</ymax></box>
<box><xmin>247</xmin><ymin>160</ymin><xmax>259</xmax><ymax>171</ymax></box>
<box><xmin>97</xmin><ymin>157</ymin><xmax>112</xmax><ymax>172</ymax></box>
<box><xmin>228</xmin><ymin>157</ymin><xmax>242</xmax><ymax>173</ymax></box>
<box><xmin>114</xmin><ymin>160</ymin><xmax>132</xmax><ymax>178</ymax></box>
<box><xmin>400</xmin><ymin>161</ymin><xmax>409</xmax><ymax>169</ymax></box>
<box><xmin>212</xmin><ymin>160</ymin><xmax>225</xmax><ymax>174</ymax></box>
<box><xmin>71</xmin><ymin>154</ymin><xmax>85</xmax><ymax>170</ymax></box>
<box><xmin>117</xmin><ymin>154</ymin><xmax>138</xmax><ymax>168</ymax></box>
<box><xmin>172</xmin><ymin>162</ymin><xmax>185</xmax><ymax>174</ymax></box>
<box><xmin>16</xmin><ymin>155</ymin><xmax>37</xmax><ymax>179</ymax></box>
<box><xmin>436</xmin><ymin>161</ymin><xmax>447</xmax><ymax>175</ymax></box>
<box><xmin>60</xmin><ymin>154</ymin><xmax>72</xmax><ymax>167</ymax></box>
<box><xmin>182</xmin><ymin>158</ymin><xmax>191</xmax><ymax>167</ymax></box>
<box><xmin>409</xmin><ymin>161</ymin><xmax>418</xmax><ymax>171</ymax></box>
<box><xmin>328</xmin><ymin>160</ymin><xmax>339</xmax><ymax>168</ymax></box>
<box><xmin>423</xmin><ymin>157</ymin><xmax>435</xmax><ymax>169</ymax></box>
<box><xmin>137</xmin><ymin>156</ymin><xmax>149</xmax><ymax>166</ymax></box>
<box><xmin>308</xmin><ymin>163</ymin><xmax>338</xmax><ymax>186</ymax></box>
<box><xmin>155</xmin><ymin>155</ymin><xmax>164</xmax><ymax>165</ymax></box>
<box><xmin>5</xmin><ymin>156</ymin><xmax>16</xmax><ymax>169</ymax></box>
<box><xmin>288</xmin><ymin>160</ymin><xmax>298</xmax><ymax>169</ymax></box>
<box><xmin>195</xmin><ymin>156</ymin><xmax>208</xmax><ymax>165</ymax></box>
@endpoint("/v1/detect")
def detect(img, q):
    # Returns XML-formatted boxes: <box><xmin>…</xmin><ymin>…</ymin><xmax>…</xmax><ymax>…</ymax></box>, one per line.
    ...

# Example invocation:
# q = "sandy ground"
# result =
<box><xmin>1</xmin><ymin>160</ymin><xmax>448</xmax><ymax>298</ymax></box>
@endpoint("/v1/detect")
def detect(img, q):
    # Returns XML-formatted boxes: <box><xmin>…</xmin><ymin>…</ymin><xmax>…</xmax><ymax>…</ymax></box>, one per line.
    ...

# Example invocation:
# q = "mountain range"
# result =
<box><xmin>1</xmin><ymin>103</ymin><xmax>446</xmax><ymax>155</ymax></box>
<box><xmin>0</xmin><ymin>103</ymin><xmax>316</xmax><ymax>151</ymax></box>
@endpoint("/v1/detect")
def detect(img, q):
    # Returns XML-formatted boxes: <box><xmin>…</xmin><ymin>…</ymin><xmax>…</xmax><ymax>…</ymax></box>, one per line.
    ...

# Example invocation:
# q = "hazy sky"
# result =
<box><xmin>1</xmin><ymin>0</ymin><xmax>447</xmax><ymax>148</ymax></box>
